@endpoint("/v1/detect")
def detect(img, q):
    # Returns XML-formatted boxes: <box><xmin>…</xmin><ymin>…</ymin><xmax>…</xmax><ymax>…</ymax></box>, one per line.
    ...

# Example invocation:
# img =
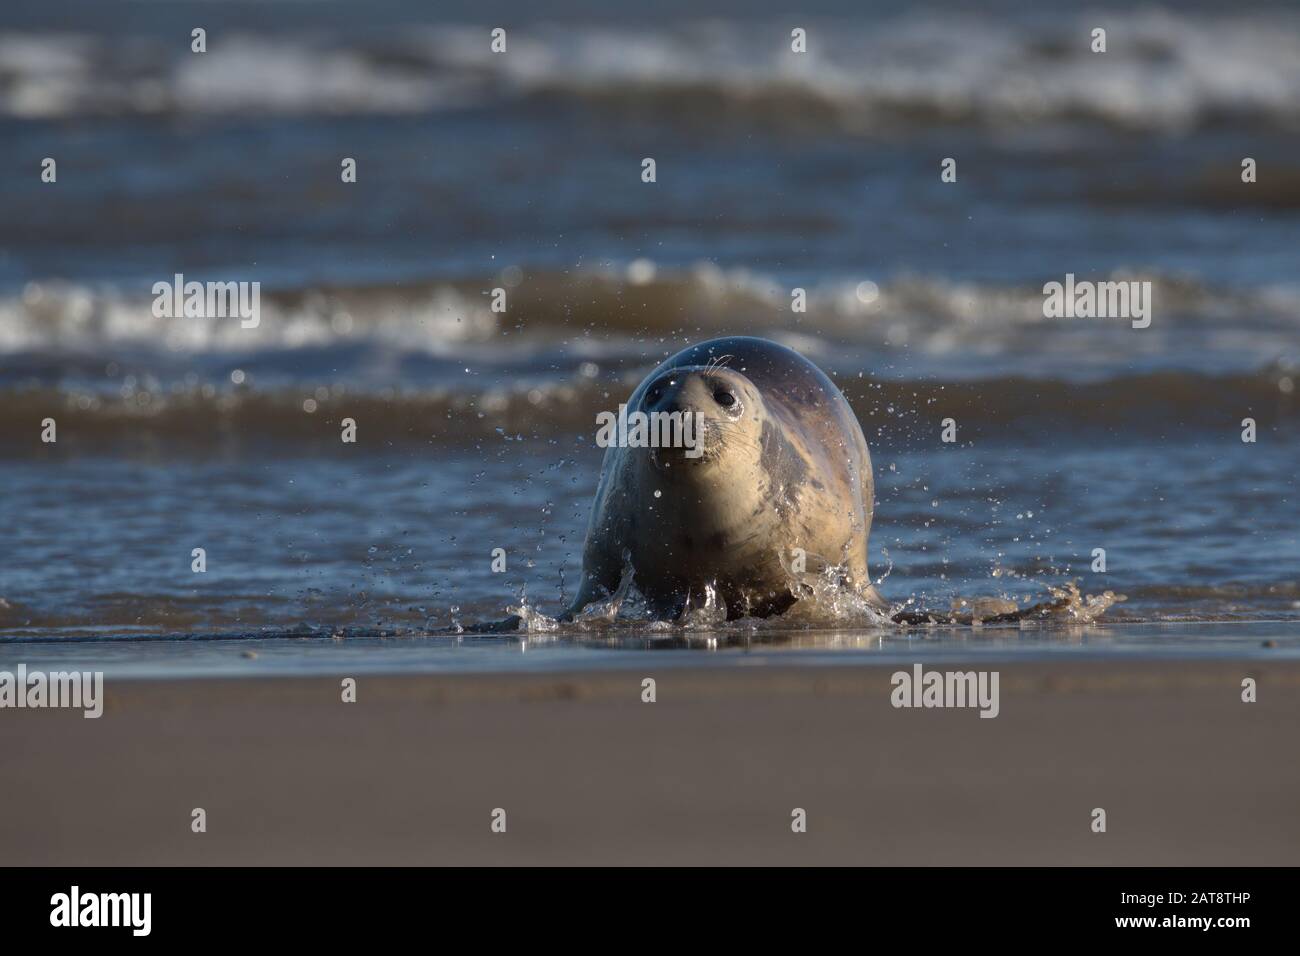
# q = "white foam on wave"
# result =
<box><xmin>2</xmin><ymin>266</ymin><xmax>1298</xmax><ymax>376</ymax></box>
<box><xmin>0</xmin><ymin>280</ymin><xmax>499</xmax><ymax>356</ymax></box>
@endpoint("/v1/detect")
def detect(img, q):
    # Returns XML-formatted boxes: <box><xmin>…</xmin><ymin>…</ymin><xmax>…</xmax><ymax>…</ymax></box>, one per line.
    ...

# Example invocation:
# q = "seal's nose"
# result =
<box><xmin>646</xmin><ymin>373</ymin><xmax>714</xmax><ymax>416</ymax></box>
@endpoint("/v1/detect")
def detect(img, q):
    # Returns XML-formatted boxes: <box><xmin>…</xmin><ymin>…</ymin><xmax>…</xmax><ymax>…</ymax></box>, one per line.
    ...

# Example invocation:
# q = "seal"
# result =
<box><xmin>566</xmin><ymin>336</ymin><xmax>885</xmax><ymax>620</ymax></box>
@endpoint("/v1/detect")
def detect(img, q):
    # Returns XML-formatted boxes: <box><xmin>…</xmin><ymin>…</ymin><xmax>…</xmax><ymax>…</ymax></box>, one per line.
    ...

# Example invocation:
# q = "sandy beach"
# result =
<box><xmin>3</xmin><ymin>658</ymin><xmax>1296</xmax><ymax>866</ymax></box>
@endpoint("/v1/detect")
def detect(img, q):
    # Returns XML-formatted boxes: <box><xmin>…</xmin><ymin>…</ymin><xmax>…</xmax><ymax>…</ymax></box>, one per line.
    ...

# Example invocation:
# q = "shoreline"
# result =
<box><xmin>3</xmin><ymin>659</ymin><xmax>1297</xmax><ymax>865</ymax></box>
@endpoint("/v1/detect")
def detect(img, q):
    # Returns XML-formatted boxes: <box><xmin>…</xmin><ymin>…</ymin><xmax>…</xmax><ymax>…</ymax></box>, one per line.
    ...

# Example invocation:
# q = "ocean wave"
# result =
<box><xmin>4</xmin><ymin>9</ymin><xmax>1299</xmax><ymax>129</ymax></box>
<box><xmin>3</xmin><ymin>266</ymin><xmax>1298</xmax><ymax>370</ymax></box>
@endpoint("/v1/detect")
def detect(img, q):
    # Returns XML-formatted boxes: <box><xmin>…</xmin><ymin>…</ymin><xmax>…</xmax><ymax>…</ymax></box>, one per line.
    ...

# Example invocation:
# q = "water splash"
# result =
<box><xmin>505</xmin><ymin>591</ymin><xmax>560</xmax><ymax>635</ymax></box>
<box><xmin>572</xmin><ymin>562</ymin><xmax>638</xmax><ymax>626</ymax></box>
<box><xmin>777</xmin><ymin>550</ymin><xmax>896</xmax><ymax>627</ymax></box>
<box><xmin>680</xmin><ymin>583</ymin><xmax>728</xmax><ymax>629</ymax></box>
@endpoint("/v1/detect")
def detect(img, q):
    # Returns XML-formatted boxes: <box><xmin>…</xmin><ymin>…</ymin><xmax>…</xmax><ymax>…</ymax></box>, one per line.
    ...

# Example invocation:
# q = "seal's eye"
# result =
<box><xmin>713</xmin><ymin>390</ymin><xmax>736</xmax><ymax>408</ymax></box>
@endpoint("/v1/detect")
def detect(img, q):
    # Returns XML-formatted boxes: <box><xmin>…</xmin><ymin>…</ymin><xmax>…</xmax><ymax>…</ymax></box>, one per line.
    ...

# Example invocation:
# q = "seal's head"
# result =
<box><xmin>634</xmin><ymin>365</ymin><xmax>765</xmax><ymax>473</ymax></box>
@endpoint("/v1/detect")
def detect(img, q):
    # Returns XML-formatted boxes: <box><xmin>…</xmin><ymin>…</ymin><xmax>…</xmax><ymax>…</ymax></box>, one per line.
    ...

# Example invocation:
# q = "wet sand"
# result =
<box><xmin>2</xmin><ymin>659</ymin><xmax>1297</xmax><ymax>865</ymax></box>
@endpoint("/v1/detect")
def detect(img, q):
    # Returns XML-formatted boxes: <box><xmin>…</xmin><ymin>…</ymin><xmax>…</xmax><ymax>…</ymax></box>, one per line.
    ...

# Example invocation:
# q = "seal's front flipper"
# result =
<box><xmin>890</xmin><ymin>606</ymin><xmax>957</xmax><ymax>625</ymax></box>
<box><xmin>890</xmin><ymin>590</ymin><xmax>1077</xmax><ymax>626</ymax></box>
<box><xmin>973</xmin><ymin>591</ymin><xmax>1074</xmax><ymax>624</ymax></box>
